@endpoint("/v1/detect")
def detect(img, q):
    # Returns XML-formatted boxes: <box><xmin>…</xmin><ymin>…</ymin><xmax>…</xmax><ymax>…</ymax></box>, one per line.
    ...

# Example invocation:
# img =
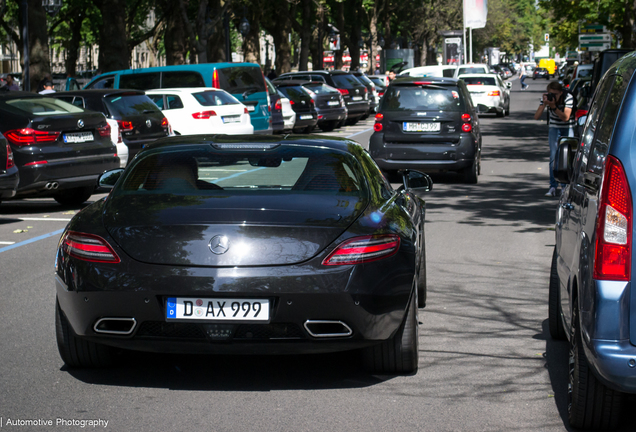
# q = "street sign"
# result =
<box><xmin>579</xmin><ymin>34</ymin><xmax>611</xmax><ymax>43</ymax></box>
<box><xmin>579</xmin><ymin>23</ymin><xmax>607</xmax><ymax>34</ymax></box>
<box><xmin>579</xmin><ymin>42</ymin><xmax>611</xmax><ymax>52</ymax></box>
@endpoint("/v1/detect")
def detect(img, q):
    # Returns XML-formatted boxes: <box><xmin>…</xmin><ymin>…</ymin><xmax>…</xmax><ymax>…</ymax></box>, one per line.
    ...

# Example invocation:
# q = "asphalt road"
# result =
<box><xmin>1</xmin><ymin>79</ymin><xmax>634</xmax><ymax>431</ymax></box>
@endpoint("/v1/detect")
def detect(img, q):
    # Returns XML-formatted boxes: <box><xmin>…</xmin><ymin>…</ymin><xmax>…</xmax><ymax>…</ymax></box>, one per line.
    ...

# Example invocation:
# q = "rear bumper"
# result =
<box><xmin>0</xmin><ymin>166</ymin><xmax>19</xmax><ymax>198</ymax></box>
<box><xmin>315</xmin><ymin>107</ymin><xmax>347</xmax><ymax>123</ymax></box>
<box><xmin>584</xmin><ymin>339</ymin><xmax>636</xmax><ymax>393</ymax></box>
<box><xmin>369</xmin><ymin>132</ymin><xmax>477</xmax><ymax>173</ymax></box>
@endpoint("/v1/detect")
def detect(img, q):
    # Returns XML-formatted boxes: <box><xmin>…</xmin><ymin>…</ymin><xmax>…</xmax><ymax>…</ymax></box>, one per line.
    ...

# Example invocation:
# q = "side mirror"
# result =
<box><xmin>399</xmin><ymin>169</ymin><xmax>433</xmax><ymax>192</ymax></box>
<box><xmin>98</xmin><ymin>168</ymin><xmax>125</xmax><ymax>190</ymax></box>
<box><xmin>554</xmin><ymin>137</ymin><xmax>578</xmax><ymax>184</ymax></box>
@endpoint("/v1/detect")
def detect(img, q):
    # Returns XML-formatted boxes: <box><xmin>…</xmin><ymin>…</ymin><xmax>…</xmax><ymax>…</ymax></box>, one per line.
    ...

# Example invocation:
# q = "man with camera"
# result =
<box><xmin>534</xmin><ymin>81</ymin><xmax>574</xmax><ymax>197</ymax></box>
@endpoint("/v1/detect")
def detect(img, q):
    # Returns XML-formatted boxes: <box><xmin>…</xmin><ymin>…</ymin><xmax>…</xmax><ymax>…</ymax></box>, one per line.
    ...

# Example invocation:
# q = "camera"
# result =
<box><xmin>547</xmin><ymin>93</ymin><xmax>555</xmax><ymax>102</ymax></box>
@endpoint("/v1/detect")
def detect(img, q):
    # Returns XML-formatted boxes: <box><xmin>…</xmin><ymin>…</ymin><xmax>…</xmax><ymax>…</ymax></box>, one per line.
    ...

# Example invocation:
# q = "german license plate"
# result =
<box><xmin>300</xmin><ymin>114</ymin><xmax>313</xmax><ymax>120</ymax></box>
<box><xmin>222</xmin><ymin>116</ymin><xmax>241</xmax><ymax>123</ymax></box>
<box><xmin>403</xmin><ymin>122</ymin><xmax>441</xmax><ymax>132</ymax></box>
<box><xmin>351</xmin><ymin>96</ymin><xmax>363</xmax><ymax>101</ymax></box>
<box><xmin>166</xmin><ymin>297</ymin><xmax>269</xmax><ymax>321</ymax></box>
<box><xmin>246</xmin><ymin>105</ymin><xmax>256</xmax><ymax>112</ymax></box>
<box><xmin>327</xmin><ymin>101</ymin><xmax>339</xmax><ymax>106</ymax></box>
<box><xmin>63</xmin><ymin>131</ymin><xmax>94</xmax><ymax>143</ymax></box>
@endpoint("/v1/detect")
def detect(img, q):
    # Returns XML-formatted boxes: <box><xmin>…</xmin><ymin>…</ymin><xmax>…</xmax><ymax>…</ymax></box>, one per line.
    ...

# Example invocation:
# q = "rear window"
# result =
<box><xmin>369</xmin><ymin>77</ymin><xmax>385</xmax><ymax>87</ymax></box>
<box><xmin>193</xmin><ymin>91</ymin><xmax>240</xmax><ymax>106</ymax></box>
<box><xmin>577</xmin><ymin>68</ymin><xmax>592</xmax><ymax>78</ymax></box>
<box><xmin>217</xmin><ymin>67</ymin><xmax>266</xmax><ymax>94</ymax></box>
<box><xmin>462</xmin><ymin>77</ymin><xmax>496</xmax><ymax>86</ymax></box>
<box><xmin>4</xmin><ymin>97</ymin><xmax>84</xmax><ymax>115</ymax></box>
<box><xmin>115</xmin><ymin>145</ymin><xmax>365</xmax><ymax>197</ymax></box>
<box><xmin>331</xmin><ymin>74</ymin><xmax>361</xmax><ymax>88</ymax></box>
<box><xmin>381</xmin><ymin>85</ymin><xmax>464</xmax><ymax>112</ymax></box>
<box><xmin>104</xmin><ymin>94</ymin><xmax>160</xmax><ymax>117</ymax></box>
<box><xmin>354</xmin><ymin>74</ymin><xmax>373</xmax><ymax>86</ymax></box>
<box><xmin>457</xmin><ymin>67</ymin><xmax>487</xmax><ymax>75</ymax></box>
<box><xmin>163</xmin><ymin>72</ymin><xmax>205</xmax><ymax>88</ymax></box>
<box><xmin>302</xmin><ymin>83</ymin><xmax>339</xmax><ymax>95</ymax></box>
<box><xmin>277</xmin><ymin>86</ymin><xmax>312</xmax><ymax>103</ymax></box>
<box><xmin>119</xmin><ymin>73</ymin><xmax>160</xmax><ymax>90</ymax></box>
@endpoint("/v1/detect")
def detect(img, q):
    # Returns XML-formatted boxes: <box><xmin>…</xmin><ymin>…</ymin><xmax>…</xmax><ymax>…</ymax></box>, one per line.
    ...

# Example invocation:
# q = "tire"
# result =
<box><xmin>548</xmin><ymin>247</ymin><xmax>566</xmax><ymax>340</ymax></box>
<box><xmin>303</xmin><ymin>125</ymin><xmax>315</xmax><ymax>134</ymax></box>
<box><xmin>55</xmin><ymin>298</ymin><xmax>114</xmax><ymax>368</ymax></box>
<box><xmin>320</xmin><ymin>121</ymin><xmax>337</xmax><ymax>132</ymax></box>
<box><xmin>345</xmin><ymin>118</ymin><xmax>359</xmax><ymax>126</ymax></box>
<box><xmin>568</xmin><ymin>303</ymin><xmax>623</xmax><ymax>430</ymax></box>
<box><xmin>505</xmin><ymin>103</ymin><xmax>510</xmax><ymax>116</ymax></box>
<box><xmin>362</xmin><ymin>290</ymin><xmax>419</xmax><ymax>374</ymax></box>
<box><xmin>460</xmin><ymin>158</ymin><xmax>478</xmax><ymax>184</ymax></box>
<box><xmin>53</xmin><ymin>186</ymin><xmax>93</xmax><ymax>206</ymax></box>
<box><xmin>496</xmin><ymin>108</ymin><xmax>504</xmax><ymax>118</ymax></box>
<box><xmin>417</xmin><ymin>227</ymin><xmax>427</xmax><ymax>309</ymax></box>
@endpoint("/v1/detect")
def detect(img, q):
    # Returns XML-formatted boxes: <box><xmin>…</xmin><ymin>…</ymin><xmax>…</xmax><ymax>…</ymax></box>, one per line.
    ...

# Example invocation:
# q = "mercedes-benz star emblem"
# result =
<box><xmin>146</xmin><ymin>119</ymin><xmax>152</xmax><ymax>128</ymax></box>
<box><xmin>209</xmin><ymin>235</ymin><xmax>230</xmax><ymax>255</ymax></box>
<box><xmin>77</xmin><ymin>119</ymin><xmax>84</xmax><ymax>129</ymax></box>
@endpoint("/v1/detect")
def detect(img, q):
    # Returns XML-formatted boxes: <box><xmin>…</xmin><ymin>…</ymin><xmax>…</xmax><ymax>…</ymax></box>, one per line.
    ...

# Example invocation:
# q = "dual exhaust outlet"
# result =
<box><xmin>93</xmin><ymin>318</ymin><xmax>352</xmax><ymax>338</ymax></box>
<box><xmin>44</xmin><ymin>182</ymin><xmax>59</xmax><ymax>190</ymax></box>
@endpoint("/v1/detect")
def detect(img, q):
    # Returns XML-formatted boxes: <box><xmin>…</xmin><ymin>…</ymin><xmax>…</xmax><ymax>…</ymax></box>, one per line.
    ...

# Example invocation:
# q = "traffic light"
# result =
<box><xmin>545</xmin><ymin>33</ymin><xmax>549</xmax><ymax>42</ymax></box>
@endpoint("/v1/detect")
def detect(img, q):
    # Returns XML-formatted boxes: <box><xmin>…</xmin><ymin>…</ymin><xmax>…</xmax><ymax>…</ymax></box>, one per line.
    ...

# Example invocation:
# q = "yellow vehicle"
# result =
<box><xmin>539</xmin><ymin>59</ymin><xmax>556</xmax><ymax>77</ymax></box>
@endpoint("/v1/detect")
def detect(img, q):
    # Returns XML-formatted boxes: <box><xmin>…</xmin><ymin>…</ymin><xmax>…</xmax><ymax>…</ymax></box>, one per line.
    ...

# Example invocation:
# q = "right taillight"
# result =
<box><xmin>461</xmin><ymin>113</ymin><xmax>472</xmax><ymax>132</ymax></box>
<box><xmin>192</xmin><ymin>111</ymin><xmax>217</xmax><ymax>119</ymax></box>
<box><xmin>594</xmin><ymin>155</ymin><xmax>632</xmax><ymax>281</ymax></box>
<box><xmin>5</xmin><ymin>128</ymin><xmax>60</xmax><ymax>146</ymax></box>
<box><xmin>337</xmin><ymin>88</ymin><xmax>349</xmax><ymax>96</ymax></box>
<box><xmin>322</xmin><ymin>235</ymin><xmax>400</xmax><ymax>266</ymax></box>
<box><xmin>374</xmin><ymin>113</ymin><xmax>383</xmax><ymax>132</ymax></box>
<box><xmin>275</xmin><ymin>99</ymin><xmax>282</xmax><ymax>111</ymax></box>
<box><xmin>117</xmin><ymin>120</ymin><xmax>133</xmax><ymax>131</ymax></box>
<box><xmin>62</xmin><ymin>231</ymin><xmax>121</xmax><ymax>263</ymax></box>
<box><xmin>6</xmin><ymin>144</ymin><xmax>14</xmax><ymax>169</ymax></box>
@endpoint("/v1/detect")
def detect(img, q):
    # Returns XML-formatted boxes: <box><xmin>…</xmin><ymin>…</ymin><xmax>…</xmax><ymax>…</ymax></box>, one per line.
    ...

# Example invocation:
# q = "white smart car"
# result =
<box><xmin>145</xmin><ymin>88</ymin><xmax>254</xmax><ymax>136</ymax></box>
<box><xmin>459</xmin><ymin>73</ymin><xmax>511</xmax><ymax>117</ymax></box>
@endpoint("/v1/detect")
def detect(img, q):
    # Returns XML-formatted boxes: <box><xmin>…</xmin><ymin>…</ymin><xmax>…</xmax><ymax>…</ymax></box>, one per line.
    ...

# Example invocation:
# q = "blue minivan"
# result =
<box><xmin>84</xmin><ymin>63</ymin><xmax>272</xmax><ymax>134</ymax></box>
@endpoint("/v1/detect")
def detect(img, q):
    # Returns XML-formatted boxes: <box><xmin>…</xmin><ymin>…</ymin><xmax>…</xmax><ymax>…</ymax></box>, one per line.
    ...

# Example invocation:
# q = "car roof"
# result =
<box><xmin>0</xmin><ymin>91</ymin><xmax>43</xmax><ymax>100</ymax></box>
<box><xmin>458</xmin><ymin>73</ymin><xmax>499</xmax><ymax>78</ymax></box>
<box><xmin>54</xmin><ymin>89</ymin><xmax>147</xmax><ymax>98</ymax></box>
<box><xmin>271</xmin><ymin>80</ymin><xmax>313</xmax><ymax>86</ymax></box>
<box><xmin>144</xmin><ymin>87</ymin><xmax>224</xmax><ymax>94</ymax></box>
<box><xmin>390</xmin><ymin>76</ymin><xmax>459</xmax><ymax>85</ymax></box>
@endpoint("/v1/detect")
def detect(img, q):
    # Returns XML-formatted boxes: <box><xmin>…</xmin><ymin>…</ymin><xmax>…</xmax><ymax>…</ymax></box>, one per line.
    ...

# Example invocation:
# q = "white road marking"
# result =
<box><xmin>0</xmin><ymin>241</ymin><xmax>15</xmax><ymax>245</ymax></box>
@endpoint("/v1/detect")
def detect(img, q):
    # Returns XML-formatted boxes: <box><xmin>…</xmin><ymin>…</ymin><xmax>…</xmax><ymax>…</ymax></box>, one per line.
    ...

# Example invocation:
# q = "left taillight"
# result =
<box><xmin>5</xmin><ymin>128</ymin><xmax>60</xmax><ymax>146</ymax></box>
<box><xmin>374</xmin><ymin>113</ymin><xmax>384</xmax><ymax>132</ymax></box>
<box><xmin>593</xmin><ymin>156</ymin><xmax>632</xmax><ymax>281</ymax></box>
<box><xmin>62</xmin><ymin>231</ymin><xmax>121</xmax><ymax>263</ymax></box>
<box><xmin>161</xmin><ymin>117</ymin><xmax>169</xmax><ymax>127</ymax></box>
<box><xmin>97</xmin><ymin>123</ymin><xmax>111</xmax><ymax>137</ymax></box>
<box><xmin>6</xmin><ymin>144</ymin><xmax>14</xmax><ymax>169</ymax></box>
<box><xmin>322</xmin><ymin>234</ymin><xmax>400</xmax><ymax>266</ymax></box>
<box><xmin>461</xmin><ymin>113</ymin><xmax>472</xmax><ymax>133</ymax></box>
<box><xmin>487</xmin><ymin>90</ymin><xmax>501</xmax><ymax>96</ymax></box>
<box><xmin>193</xmin><ymin>111</ymin><xmax>217</xmax><ymax>119</ymax></box>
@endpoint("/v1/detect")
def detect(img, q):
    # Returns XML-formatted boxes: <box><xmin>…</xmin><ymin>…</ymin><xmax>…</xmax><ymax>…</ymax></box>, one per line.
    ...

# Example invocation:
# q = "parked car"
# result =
<box><xmin>54</xmin><ymin>135</ymin><xmax>432</xmax><ymax>375</ymax></box>
<box><xmin>550</xmin><ymin>50</ymin><xmax>636</xmax><ymax>430</ymax></box>
<box><xmin>351</xmin><ymin>71</ymin><xmax>378</xmax><ymax>115</ymax></box>
<box><xmin>51</xmin><ymin>90</ymin><xmax>170</xmax><ymax>162</ymax></box>
<box><xmin>0</xmin><ymin>131</ymin><xmax>19</xmax><ymax>205</ymax></box>
<box><xmin>276</xmin><ymin>70</ymin><xmax>370</xmax><ymax>125</ymax></box>
<box><xmin>368</xmin><ymin>74</ymin><xmax>390</xmax><ymax>89</ymax></box>
<box><xmin>271</xmin><ymin>80</ymin><xmax>318</xmax><ymax>133</ymax></box>
<box><xmin>297</xmin><ymin>81</ymin><xmax>347</xmax><ymax>132</ymax></box>
<box><xmin>145</xmin><ymin>88</ymin><xmax>253</xmax><ymax>136</ymax></box>
<box><xmin>265</xmin><ymin>77</ymin><xmax>284</xmax><ymax>133</ymax></box>
<box><xmin>0</xmin><ymin>92</ymin><xmax>119</xmax><ymax>205</ymax></box>
<box><xmin>368</xmin><ymin>76</ymin><xmax>387</xmax><ymax>98</ymax></box>
<box><xmin>277</xmin><ymin>90</ymin><xmax>296</xmax><ymax>133</ymax></box>
<box><xmin>369</xmin><ymin>76</ymin><xmax>482</xmax><ymax>183</ymax></box>
<box><xmin>453</xmin><ymin>63</ymin><xmax>490</xmax><ymax>79</ymax></box>
<box><xmin>533</xmin><ymin>67</ymin><xmax>550</xmax><ymax>80</ymax></box>
<box><xmin>459</xmin><ymin>73</ymin><xmax>511</xmax><ymax>117</ymax></box>
<box><xmin>398</xmin><ymin>65</ymin><xmax>457</xmax><ymax>78</ymax></box>
<box><xmin>84</xmin><ymin>63</ymin><xmax>272</xmax><ymax>135</ymax></box>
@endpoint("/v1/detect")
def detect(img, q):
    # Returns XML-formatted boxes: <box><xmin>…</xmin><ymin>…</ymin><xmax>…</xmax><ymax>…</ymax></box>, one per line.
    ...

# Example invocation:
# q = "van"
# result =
<box><xmin>538</xmin><ymin>59</ymin><xmax>556</xmax><ymax>77</ymax></box>
<box><xmin>84</xmin><ymin>63</ymin><xmax>272</xmax><ymax>134</ymax></box>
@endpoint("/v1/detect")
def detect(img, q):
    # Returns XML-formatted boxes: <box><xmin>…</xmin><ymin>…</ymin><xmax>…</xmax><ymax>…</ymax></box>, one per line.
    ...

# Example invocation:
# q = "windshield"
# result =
<box><xmin>381</xmin><ymin>85</ymin><xmax>464</xmax><ymax>111</ymax></box>
<box><xmin>462</xmin><ymin>77</ymin><xmax>497</xmax><ymax>86</ymax></box>
<box><xmin>331</xmin><ymin>74</ymin><xmax>361</xmax><ymax>88</ymax></box>
<box><xmin>277</xmin><ymin>86</ymin><xmax>312</xmax><ymax>103</ymax></box>
<box><xmin>457</xmin><ymin>67</ymin><xmax>487</xmax><ymax>75</ymax></box>
<box><xmin>115</xmin><ymin>145</ymin><xmax>366</xmax><ymax>197</ymax></box>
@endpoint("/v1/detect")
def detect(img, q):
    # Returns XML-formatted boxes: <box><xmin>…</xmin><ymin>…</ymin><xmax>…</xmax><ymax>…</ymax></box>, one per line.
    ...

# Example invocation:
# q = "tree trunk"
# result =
<box><xmin>272</xmin><ymin>26</ymin><xmax>291</xmax><ymax>74</ymax></box>
<box><xmin>64</xmin><ymin>16</ymin><xmax>83</xmax><ymax>77</ymax></box>
<box><xmin>420</xmin><ymin>38</ymin><xmax>428</xmax><ymax>66</ymax></box>
<box><xmin>298</xmin><ymin>0</ymin><xmax>311</xmax><ymax>70</ymax></box>
<box><xmin>334</xmin><ymin>1</ymin><xmax>344</xmax><ymax>70</ymax></box>
<box><xmin>621</xmin><ymin>0</ymin><xmax>634</xmax><ymax>49</ymax></box>
<box><xmin>96</xmin><ymin>0</ymin><xmax>129</xmax><ymax>72</ymax></box>
<box><xmin>165</xmin><ymin>4</ymin><xmax>187</xmax><ymax>65</ymax></box>
<box><xmin>26</xmin><ymin>0</ymin><xmax>50</xmax><ymax>91</ymax></box>
<box><xmin>367</xmin><ymin>3</ymin><xmax>378</xmax><ymax>74</ymax></box>
<box><xmin>207</xmin><ymin>26</ymin><xmax>227</xmax><ymax>62</ymax></box>
<box><xmin>243</xmin><ymin>6</ymin><xmax>261</xmax><ymax>65</ymax></box>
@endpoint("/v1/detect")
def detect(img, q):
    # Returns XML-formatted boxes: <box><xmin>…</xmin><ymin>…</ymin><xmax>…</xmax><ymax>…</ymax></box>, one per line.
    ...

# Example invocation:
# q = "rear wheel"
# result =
<box><xmin>362</xmin><ymin>290</ymin><xmax>418</xmax><ymax>374</ymax></box>
<box><xmin>304</xmin><ymin>125</ymin><xmax>315</xmax><ymax>134</ymax></box>
<box><xmin>548</xmin><ymin>247</ymin><xmax>566</xmax><ymax>340</ymax></box>
<box><xmin>496</xmin><ymin>108</ymin><xmax>504</xmax><ymax>118</ymax></box>
<box><xmin>568</xmin><ymin>303</ymin><xmax>623</xmax><ymax>430</ymax></box>
<box><xmin>55</xmin><ymin>298</ymin><xmax>114</xmax><ymax>368</ymax></box>
<box><xmin>460</xmin><ymin>157</ymin><xmax>478</xmax><ymax>184</ymax></box>
<box><xmin>53</xmin><ymin>186</ymin><xmax>93</xmax><ymax>206</ymax></box>
<box><xmin>319</xmin><ymin>121</ymin><xmax>337</xmax><ymax>132</ymax></box>
<box><xmin>345</xmin><ymin>118</ymin><xmax>359</xmax><ymax>126</ymax></box>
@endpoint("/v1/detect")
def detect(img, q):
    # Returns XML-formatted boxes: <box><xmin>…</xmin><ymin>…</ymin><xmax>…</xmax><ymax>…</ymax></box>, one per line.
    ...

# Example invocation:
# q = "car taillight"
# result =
<box><xmin>161</xmin><ymin>117</ymin><xmax>169</xmax><ymax>127</ymax></box>
<box><xmin>192</xmin><ymin>111</ymin><xmax>217</xmax><ymax>119</ymax></box>
<box><xmin>5</xmin><ymin>128</ymin><xmax>60</xmax><ymax>146</ymax></box>
<box><xmin>289</xmin><ymin>100</ymin><xmax>295</xmax><ymax>105</ymax></box>
<box><xmin>322</xmin><ymin>235</ymin><xmax>400</xmax><ymax>266</ymax></box>
<box><xmin>244</xmin><ymin>107</ymin><xmax>249</xmax><ymax>114</ymax></box>
<box><xmin>462</xmin><ymin>123</ymin><xmax>472</xmax><ymax>132</ymax></box>
<box><xmin>117</xmin><ymin>120</ymin><xmax>133</xmax><ymax>131</ymax></box>
<box><xmin>24</xmin><ymin>160</ymin><xmax>48</xmax><ymax>166</ymax></box>
<box><xmin>461</xmin><ymin>113</ymin><xmax>473</xmax><ymax>132</ymax></box>
<box><xmin>337</xmin><ymin>88</ymin><xmax>349</xmax><ymax>95</ymax></box>
<box><xmin>378</xmin><ymin>91</ymin><xmax>384</xmax><ymax>97</ymax></box>
<box><xmin>274</xmin><ymin>100</ymin><xmax>282</xmax><ymax>111</ymax></box>
<box><xmin>594</xmin><ymin>155</ymin><xmax>632</xmax><ymax>281</ymax></box>
<box><xmin>374</xmin><ymin>113</ymin><xmax>383</xmax><ymax>132</ymax></box>
<box><xmin>97</xmin><ymin>123</ymin><xmax>111</xmax><ymax>137</ymax></box>
<box><xmin>487</xmin><ymin>90</ymin><xmax>500</xmax><ymax>96</ymax></box>
<box><xmin>212</xmin><ymin>69</ymin><xmax>220</xmax><ymax>89</ymax></box>
<box><xmin>413</xmin><ymin>81</ymin><xmax>433</xmax><ymax>85</ymax></box>
<box><xmin>461</xmin><ymin>113</ymin><xmax>471</xmax><ymax>122</ymax></box>
<box><xmin>62</xmin><ymin>231</ymin><xmax>121</xmax><ymax>263</ymax></box>
<box><xmin>575</xmin><ymin>109</ymin><xmax>588</xmax><ymax>120</ymax></box>
<box><xmin>6</xmin><ymin>144</ymin><xmax>14</xmax><ymax>169</ymax></box>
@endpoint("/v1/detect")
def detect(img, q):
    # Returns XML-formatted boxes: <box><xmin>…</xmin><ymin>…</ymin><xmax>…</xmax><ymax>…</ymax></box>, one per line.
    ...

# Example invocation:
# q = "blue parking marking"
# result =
<box><xmin>0</xmin><ymin>229</ymin><xmax>65</xmax><ymax>254</ymax></box>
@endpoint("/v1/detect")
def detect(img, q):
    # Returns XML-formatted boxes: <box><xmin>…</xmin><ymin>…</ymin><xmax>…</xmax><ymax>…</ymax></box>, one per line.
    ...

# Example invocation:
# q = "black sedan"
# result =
<box><xmin>300</xmin><ymin>82</ymin><xmax>347</xmax><ymax>132</ymax></box>
<box><xmin>54</xmin><ymin>135</ymin><xmax>431</xmax><ymax>374</ymax></box>
<box><xmin>272</xmin><ymin>80</ymin><xmax>318</xmax><ymax>133</ymax></box>
<box><xmin>533</xmin><ymin>67</ymin><xmax>550</xmax><ymax>80</ymax></box>
<box><xmin>0</xmin><ymin>91</ymin><xmax>119</xmax><ymax>205</ymax></box>
<box><xmin>0</xmin><ymin>131</ymin><xmax>19</xmax><ymax>204</ymax></box>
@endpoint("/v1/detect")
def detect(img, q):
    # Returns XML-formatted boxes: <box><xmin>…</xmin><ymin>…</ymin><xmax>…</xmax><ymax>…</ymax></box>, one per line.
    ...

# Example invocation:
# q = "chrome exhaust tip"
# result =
<box><xmin>93</xmin><ymin>317</ymin><xmax>136</xmax><ymax>335</ymax></box>
<box><xmin>44</xmin><ymin>182</ymin><xmax>59</xmax><ymax>190</ymax></box>
<box><xmin>304</xmin><ymin>320</ymin><xmax>353</xmax><ymax>338</ymax></box>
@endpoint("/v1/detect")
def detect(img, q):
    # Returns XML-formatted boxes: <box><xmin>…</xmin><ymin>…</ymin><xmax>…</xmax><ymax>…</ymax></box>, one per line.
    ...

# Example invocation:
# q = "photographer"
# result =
<box><xmin>534</xmin><ymin>81</ymin><xmax>575</xmax><ymax>197</ymax></box>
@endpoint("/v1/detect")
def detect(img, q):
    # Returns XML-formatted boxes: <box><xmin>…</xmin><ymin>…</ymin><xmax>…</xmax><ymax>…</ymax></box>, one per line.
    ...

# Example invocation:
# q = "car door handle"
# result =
<box><xmin>561</xmin><ymin>203</ymin><xmax>574</xmax><ymax>210</ymax></box>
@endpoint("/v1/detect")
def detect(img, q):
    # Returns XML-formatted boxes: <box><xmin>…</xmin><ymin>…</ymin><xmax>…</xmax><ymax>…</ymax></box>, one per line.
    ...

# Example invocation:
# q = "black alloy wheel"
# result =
<box><xmin>548</xmin><ymin>247</ymin><xmax>566</xmax><ymax>340</ymax></box>
<box><xmin>568</xmin><ymin>302</ymin><xmax>623</xmax><ymax>430</ymax></box>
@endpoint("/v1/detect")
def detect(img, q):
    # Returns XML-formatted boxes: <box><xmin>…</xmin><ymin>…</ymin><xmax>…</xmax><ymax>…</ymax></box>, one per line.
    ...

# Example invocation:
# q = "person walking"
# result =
<box><xmin>519</xmin><ymin>65</ymin><xmax>528</xmax><ymax>90</ymax></box>
<box><xmin>4</xmin><ymin>75</ymin><xmax>19</xmax><ymax>91</ymax></box>
<box><xmin>534</xmin><ymin>81</ymin><xmax>575</xmax><ymax>197</ymax></box>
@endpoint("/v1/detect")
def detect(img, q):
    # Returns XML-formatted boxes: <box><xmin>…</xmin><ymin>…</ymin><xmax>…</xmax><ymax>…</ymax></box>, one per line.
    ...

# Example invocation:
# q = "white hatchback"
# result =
<box><xmin>459</xmin><ymin>73</ymin><xmax>511</xmax><ymax>117</ymax></box>
<box><xmin>453</xmin><ymin>64</ymin><xmax>490</xmax><ymax>79</ymax></box>
<box><xmin>146</xmin><ymin>88</ymin><xmax>254</xmax><ymax>136</ymax></box>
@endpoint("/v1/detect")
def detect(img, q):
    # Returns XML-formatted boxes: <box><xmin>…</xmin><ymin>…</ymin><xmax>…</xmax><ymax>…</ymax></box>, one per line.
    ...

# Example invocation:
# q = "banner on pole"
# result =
<box><xmin>463</xmin><ymin>0</ymin><xmax>488</xmax><ymax>29</ymax></box>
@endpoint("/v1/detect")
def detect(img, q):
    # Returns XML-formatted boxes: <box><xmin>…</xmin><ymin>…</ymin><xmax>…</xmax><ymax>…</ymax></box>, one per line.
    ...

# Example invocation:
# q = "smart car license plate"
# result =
<box><xmin>327</xmin><ymin>101</ymin><xmax>339</xmax><ymax>106</ymax></box>
<box><xmin>63</xmin><ymin>132</ymin><xmax>94</xmax><ymax>143</ymax></box>
<box><xmin>222</xmin><ymin>116</ymin><xmax>241</xmax><ymax>123</ymax></box>
<box><xmin>300</xmin><ymin>114</ymin><xmax>313</xmax><ymax>120</ymax></box>
<box><xmin>351</xmin><ymin>96</ymin><xmax>363</xmax><ymax>101</ymax></box>
<box><xmin>403</xmin><ymin>122</ymin><xmax>441</xmax><ymax>132</ymax></box>
<box><xmin>166</xmin><ymin>297</ymin><xmax>269</xmax><ymax>321</ymax></box>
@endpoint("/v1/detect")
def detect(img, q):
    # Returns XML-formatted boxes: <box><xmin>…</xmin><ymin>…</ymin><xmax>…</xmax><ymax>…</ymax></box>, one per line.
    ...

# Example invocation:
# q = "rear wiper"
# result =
<box><xmin>143</xmin><ymin>109</ymin><xmax>157</xmax><ymax>114</ymax></box>
<box><xmin>242</xmin><ymin>89</ymin><xmax>258</xmax><ymax>99</ymax></box>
